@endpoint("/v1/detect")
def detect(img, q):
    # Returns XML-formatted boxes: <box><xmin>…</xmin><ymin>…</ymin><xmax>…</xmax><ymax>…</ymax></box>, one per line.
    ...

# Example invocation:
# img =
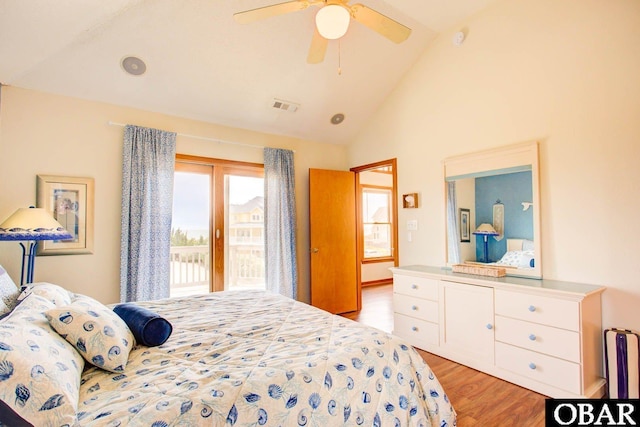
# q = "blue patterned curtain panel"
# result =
<box><xmin>264</xmin><ymin>148</ymin><xmax>298</xmax><ymax>299</ymax></box>
<box><xmin>120</xmin><ymin>125</ymin><xmax>176</xmax><ymax>302</ymax></box>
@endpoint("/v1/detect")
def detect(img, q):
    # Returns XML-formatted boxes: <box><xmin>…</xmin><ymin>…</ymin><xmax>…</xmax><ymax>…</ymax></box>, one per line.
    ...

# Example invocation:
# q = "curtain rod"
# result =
<box><xmin>107</xmin><ymin>121</ymin><xmax>267</xmax><ymax>150</ymax></box>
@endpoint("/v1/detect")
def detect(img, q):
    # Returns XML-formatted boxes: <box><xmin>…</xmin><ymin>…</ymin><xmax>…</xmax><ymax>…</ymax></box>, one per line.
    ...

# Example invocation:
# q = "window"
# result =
<box><xmin>362</xmin><ymin>187</ymin><xmax>393</xmax><ymax>259</ymax></box>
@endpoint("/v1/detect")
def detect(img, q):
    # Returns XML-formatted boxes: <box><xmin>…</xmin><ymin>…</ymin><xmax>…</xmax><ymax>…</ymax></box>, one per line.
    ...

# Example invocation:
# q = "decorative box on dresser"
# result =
<box><xmin>391</xmin><ymin>265</ymin><xmax>606</xmax><ymax>398</ymax></box>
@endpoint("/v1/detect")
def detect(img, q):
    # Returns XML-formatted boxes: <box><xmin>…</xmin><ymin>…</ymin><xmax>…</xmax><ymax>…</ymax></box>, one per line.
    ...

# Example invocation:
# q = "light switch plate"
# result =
<box><xmin>407</xmin><ymin>220</ymin><xmax>418</xmax><ymax>231</ymax></box>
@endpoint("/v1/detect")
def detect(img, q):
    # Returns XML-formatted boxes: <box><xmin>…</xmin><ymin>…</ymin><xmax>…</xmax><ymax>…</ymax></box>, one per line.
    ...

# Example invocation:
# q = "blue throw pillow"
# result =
<box><xmin>112</xmin><ymin>303</ymin><xmax>173</xmax><ymax>347</ymax></box>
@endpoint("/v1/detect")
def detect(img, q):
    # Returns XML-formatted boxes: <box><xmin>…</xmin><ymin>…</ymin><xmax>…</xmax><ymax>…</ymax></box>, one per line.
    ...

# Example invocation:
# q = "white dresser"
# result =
<box><xmin>391</xmin><ymin>265</ymin><xmax>606</xmax><ymax>398</ymax></box>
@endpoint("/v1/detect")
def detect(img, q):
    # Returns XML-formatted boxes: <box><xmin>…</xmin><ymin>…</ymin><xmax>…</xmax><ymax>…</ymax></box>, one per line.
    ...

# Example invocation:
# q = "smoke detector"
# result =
<box><xmin>272</xmin><ymin>98</ymin><xmax>300</xmax><ymax>112</ymax></box>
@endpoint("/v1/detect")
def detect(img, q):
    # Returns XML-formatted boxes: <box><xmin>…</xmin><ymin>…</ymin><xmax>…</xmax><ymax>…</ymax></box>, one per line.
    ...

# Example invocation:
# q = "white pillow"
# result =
<box><xmin>0</xmin><ymin>293</ymin><xmax>85</xmax><ymax>426</ymax></box>
<box><xmin>46</xmin><ymin>295</ymin><xmax>135</xmax><ymax>373</ymax></box>
<box><xmin>0</xmin><ymin>265</ymin><xmax>20</xmax><ymax>315</ymax></box>
<box><xmin>522</xmin><ymin>239</ymin><xmax>535</xmax><ymax>251</ymax></box>
<box><xmin>18</xmin><ymin>282</ymin><xmax>73</xmax><ymax>307</ymax></box>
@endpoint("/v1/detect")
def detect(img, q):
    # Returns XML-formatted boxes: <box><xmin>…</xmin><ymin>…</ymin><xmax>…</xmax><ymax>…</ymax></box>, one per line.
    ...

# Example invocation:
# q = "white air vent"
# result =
<box><xmin>272</xmin><ymin>98</ymin><xmax>300</xmax><ymax>113</ymax></box>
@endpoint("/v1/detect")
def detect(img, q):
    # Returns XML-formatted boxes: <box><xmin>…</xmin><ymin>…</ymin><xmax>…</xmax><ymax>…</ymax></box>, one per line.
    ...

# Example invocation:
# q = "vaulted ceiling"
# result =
<box><xmin>0</xmin><ymin>0</ymin><xmax>496</xmax><ymax>144</ymax></box>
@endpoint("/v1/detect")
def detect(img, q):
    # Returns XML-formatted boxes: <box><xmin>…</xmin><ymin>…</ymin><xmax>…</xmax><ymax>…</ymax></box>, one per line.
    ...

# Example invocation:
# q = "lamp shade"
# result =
<box><xmin>473</xmin><ymin>223</ymin><xmax>498</xmax><ymax>235</ymax></box>
<box><xmin>0</xmin><ymin>207</ymin><xmax>73</xmax><ymax>241</ymax></box>
<box><xmin>315</xmin><ymin>4</ymin><xmax>350</xmax><ymax>39</ymax></box>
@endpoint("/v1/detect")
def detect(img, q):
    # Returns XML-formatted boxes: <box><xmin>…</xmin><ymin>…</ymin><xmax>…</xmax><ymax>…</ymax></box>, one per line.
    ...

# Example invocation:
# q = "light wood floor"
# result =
<box><xmin>341</xmin><ymin>284</ymin><xmax>547</xmax><ymax>426</ymax></box>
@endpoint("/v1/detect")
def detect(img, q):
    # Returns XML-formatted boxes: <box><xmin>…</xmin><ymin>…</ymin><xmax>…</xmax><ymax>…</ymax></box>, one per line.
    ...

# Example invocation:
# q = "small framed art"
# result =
<box><xmin>459</xmin><ymin>208</ymin><xmax>470</xmax><ymax>242</ymax></box>
<box><xmin>403</xmin><ymin>193</ymin><xmax>418</xmax><ymax>209</ymax></box>
<box><xmin>36</xmin><ymin>175</ymin><xmax>95</xmax><ymax>255</ymax></box>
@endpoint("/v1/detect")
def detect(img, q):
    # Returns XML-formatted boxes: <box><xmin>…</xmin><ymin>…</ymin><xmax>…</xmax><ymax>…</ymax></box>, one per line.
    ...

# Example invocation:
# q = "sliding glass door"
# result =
<box><xmin>171</xmin><ymin>163</ymin><xmax>211</xmax><ymax>297</ymax></box>
<box><xmin>170</xmin><ymin>156</ymin><xmax>264</xmax><ymax>297</ymax></box>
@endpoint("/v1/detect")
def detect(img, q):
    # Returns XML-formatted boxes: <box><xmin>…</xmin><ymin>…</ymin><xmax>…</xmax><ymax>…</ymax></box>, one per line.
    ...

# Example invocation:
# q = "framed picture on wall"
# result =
<box><xmin>36</xmin><ymin>175</ymin><xmax>95</xmax><ymax>255</ymax></box>
<box><xmin>403</xmin><ymin>193</ymin><xmax>418</xmax><ymax>208</ymax></box>
<box><xmin>459</xmin><ymin>208</ymin><xmax>470</xmax><ymax>242</ymax></box>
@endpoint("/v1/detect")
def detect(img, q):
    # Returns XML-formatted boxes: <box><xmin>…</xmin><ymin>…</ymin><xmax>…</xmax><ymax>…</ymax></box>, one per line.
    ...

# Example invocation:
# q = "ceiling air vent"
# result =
<box><xmin>272</xmin><ymin>98</ymin><xmax>300</xmax><ymax>113</ymax></box>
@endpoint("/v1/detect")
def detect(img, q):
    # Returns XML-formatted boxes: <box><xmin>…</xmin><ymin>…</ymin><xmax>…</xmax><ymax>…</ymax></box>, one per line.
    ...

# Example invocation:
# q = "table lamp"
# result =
<box><xmin>473</xmin><ymin>223</ymin><xmax>499</xmax><ymax>263</ymax></box>
<box><xmin>0</xmin><ymin>207</ymin><xmax>72</xmax><ymax>285</ymax></box>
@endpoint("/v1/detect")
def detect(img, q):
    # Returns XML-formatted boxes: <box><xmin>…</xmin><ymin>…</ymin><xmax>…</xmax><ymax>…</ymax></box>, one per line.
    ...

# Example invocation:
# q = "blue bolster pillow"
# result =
<box><xmin>113</xmin><ymin>303</ymin><xmax>173</xmax><ymax>347</ymax></box>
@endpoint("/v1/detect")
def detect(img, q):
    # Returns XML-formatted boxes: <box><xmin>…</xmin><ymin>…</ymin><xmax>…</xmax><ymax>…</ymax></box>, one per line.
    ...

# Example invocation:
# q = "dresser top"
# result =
<box><xmin>391</xmin><ymin>265</ymin><xmax>605</xmax><ymax>297</ymax></box>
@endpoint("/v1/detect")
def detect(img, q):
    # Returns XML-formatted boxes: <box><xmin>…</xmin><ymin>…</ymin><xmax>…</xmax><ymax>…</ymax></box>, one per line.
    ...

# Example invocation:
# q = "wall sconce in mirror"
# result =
<box><xmin>493</xmin><ymin>200</ymin><xmax>504</xmax><ymax>241</ymax></box>
<box><xmin>521</xmin><ymin>202</ymin><xmax>533</xmax><ymax>211</ymax></box>
<box><xmin>403</xmin><ymin>193</ymin><xmax>418</xmax><ymax>209</ymax></box>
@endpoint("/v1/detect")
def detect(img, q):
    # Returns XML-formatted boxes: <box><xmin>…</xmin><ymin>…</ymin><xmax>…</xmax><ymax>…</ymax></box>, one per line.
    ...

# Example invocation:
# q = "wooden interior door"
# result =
<box><xmin>309</xmin><ymin>168</ymin><xmax>359</xmax><ymax>314</ymax></box>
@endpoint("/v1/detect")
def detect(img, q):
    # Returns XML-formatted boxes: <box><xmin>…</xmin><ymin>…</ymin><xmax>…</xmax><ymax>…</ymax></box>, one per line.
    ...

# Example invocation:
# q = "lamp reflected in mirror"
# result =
<box><xmin>473</xmin><ymin>223</ymin><xmax>498</xmax><ymax>263</ymax></box>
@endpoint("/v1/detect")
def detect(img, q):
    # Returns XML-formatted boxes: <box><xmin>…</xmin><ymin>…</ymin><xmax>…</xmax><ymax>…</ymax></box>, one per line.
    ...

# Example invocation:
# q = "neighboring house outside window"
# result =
<box><xmin>229</xmin><ymin>196</ymin><xmax>265</xmax><ymax>284</ymax></box>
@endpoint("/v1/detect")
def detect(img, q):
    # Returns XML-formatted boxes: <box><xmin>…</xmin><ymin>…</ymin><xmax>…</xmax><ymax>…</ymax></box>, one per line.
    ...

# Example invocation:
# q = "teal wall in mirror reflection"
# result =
<box><xmin>475</xmin><ymin>171</ymin><xmax>533</xmax><ymax>262</ymax></box>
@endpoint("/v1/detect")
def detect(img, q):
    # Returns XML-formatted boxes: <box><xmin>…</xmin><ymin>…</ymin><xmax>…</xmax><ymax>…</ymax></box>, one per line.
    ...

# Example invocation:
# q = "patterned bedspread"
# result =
<box><xmin>76</xmin><ymin>291</ymin><xmax>456</xmax><ymax>426</ymax></box>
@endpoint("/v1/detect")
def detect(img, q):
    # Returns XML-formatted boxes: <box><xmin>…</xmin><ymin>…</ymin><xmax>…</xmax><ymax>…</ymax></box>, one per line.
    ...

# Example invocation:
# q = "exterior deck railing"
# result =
<box><xmin>169</xmin><ymin>245</ymin><xmax>264</xmax><ymax>297</ymax></box>
<box><xmin>170</xmin><ymin>245</ymin><xmax>209</xmax><ymax>288</ymax></box>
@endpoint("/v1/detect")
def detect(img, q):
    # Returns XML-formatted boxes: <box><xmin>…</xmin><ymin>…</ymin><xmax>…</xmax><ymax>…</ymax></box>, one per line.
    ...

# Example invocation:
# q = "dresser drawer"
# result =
<box><xmin>495</xmin><ymin>289</ymin><xmax>579</xmax><ymax>331</ymax></box>
<box><xmin>496</xmin><ymin>342</ymin><xmax>581</xmax><ymax>394</ymax></box>
<box><xmin>393</xmin><ymin>293</ymin><xmax>438</xmax><ymax>323</ymax></box>
<box><xmin>495</xmin><ymin>315</ymin><xmax>580</xmax><ymax>362</ymax></box>
<box><xmin>393</xmin><ymin>313</ymin><xmax>439</xmax><ymax>350</ymax></box>
<box><xmin>393</xmin><ymin>274</ymin><xmax>439</xmax><ymax>301</ymax></box>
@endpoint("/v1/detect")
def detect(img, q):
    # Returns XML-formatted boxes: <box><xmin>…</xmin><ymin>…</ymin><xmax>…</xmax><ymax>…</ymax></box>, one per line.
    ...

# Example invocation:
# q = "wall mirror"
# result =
<box><xmin>443</xmin><ymin>141</ymin><xmax>541</xmax><ymax>279</ymax></box>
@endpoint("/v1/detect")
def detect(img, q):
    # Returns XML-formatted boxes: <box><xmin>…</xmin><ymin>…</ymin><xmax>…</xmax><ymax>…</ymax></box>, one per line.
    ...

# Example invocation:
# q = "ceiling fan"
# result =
<box><xmin>233</xmin><ymin>0</ymin><xmax>411</xmax><ymax>64</ymax></box>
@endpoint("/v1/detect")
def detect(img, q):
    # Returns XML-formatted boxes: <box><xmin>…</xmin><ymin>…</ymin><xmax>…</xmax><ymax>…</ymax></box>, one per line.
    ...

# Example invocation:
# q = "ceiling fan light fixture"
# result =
<box><xmin>315</xmin><ymin>4</ymin><xmax>350</xmax><ymax>40</ymax></box>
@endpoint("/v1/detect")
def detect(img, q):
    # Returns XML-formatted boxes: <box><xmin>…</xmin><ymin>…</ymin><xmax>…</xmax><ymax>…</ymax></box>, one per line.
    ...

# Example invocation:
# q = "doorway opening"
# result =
<box><xmin>351</xmin><ymin>159</ymin><xmax>398</xmax><ymax>288</ymax></box>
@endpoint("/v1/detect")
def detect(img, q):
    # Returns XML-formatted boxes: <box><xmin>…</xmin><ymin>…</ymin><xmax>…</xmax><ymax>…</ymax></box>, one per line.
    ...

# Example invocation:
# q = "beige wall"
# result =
<box><xmin>348</xmin><ymin>0</ymin><xmax>640</xmax><ymax>330</ymax></box>
<box><xmin>0</xmin><ymin>86</ymin><xmax>348</xmax><ymax>304</ymax></box>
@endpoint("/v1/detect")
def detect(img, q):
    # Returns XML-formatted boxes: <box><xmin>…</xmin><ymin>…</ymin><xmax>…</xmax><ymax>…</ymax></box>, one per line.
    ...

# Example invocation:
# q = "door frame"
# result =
<box><xmin>350</xmin><ymin>159</ymin><xmax>399</xmax><ymax>287</ymax></box>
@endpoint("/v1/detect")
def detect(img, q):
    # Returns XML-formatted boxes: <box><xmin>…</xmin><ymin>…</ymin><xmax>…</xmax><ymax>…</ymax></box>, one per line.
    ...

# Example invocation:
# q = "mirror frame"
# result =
<box><xmin>443</xmin><ymin>141</ymin><xmax>541</xmax><ymax>279</ymax></box>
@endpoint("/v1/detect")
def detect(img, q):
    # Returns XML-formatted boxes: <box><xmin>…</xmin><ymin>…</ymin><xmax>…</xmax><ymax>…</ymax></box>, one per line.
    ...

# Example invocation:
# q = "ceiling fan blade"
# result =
<box><xmin>307</xmin><ymin>28</ymin><xmax>328</xmax><ymax>64</ymax></box>
<box><xmin>350</xmin><ymin>4</ymin><xmax>411</xmax><ymax>43</ymax></box>
<box><xmin>234</xmin><ymin>0</ymin><xmax>311</xmax><ymax>24</ymax></box>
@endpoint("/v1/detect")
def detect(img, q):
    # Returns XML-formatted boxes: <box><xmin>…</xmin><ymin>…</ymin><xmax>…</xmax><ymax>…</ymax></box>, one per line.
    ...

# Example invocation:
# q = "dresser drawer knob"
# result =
<box><xmin>528</xmin><ymin>305</ymin><xmax>536</xmax><ymax>312</ymax></box>
<box><xmin>486</xmin><ymin>324</ymin><xmax>493</xmax><ymax>330</ymax></box>
<box><xmin>411</xmin><ymin>326</ymin><xmax>418</xmax><ymax>332</ymax></box>
<box><xmin>411</xmin><ymin>305</ymin><xmax>418</xmax><ymax>311</ymax></box>
<box><xmin>529</xmin><ymin>334</ymin><xmax>537</xmax><ymax>341</ymax></box>
<box><xmin>411</xmin><ymin>284</ymin><xmax>418</xmax><ymax>290</ymax></box>
<box><xmin>529</xmin><ymin>363</ymin><xmax>537</xmax><ymax>370</ymax></box>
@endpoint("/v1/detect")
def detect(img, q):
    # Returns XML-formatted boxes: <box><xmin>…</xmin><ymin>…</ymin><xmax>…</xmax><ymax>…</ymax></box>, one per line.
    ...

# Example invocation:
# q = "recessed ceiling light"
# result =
<box><xmin>331</xmin><ymin>113</ymin><xmax>345</xmax><ymax>125</ymax></box>
<box><xmin>121</xmin><ymin>56</ymin><xmax>146</xmax><ymax>76</ymax></box>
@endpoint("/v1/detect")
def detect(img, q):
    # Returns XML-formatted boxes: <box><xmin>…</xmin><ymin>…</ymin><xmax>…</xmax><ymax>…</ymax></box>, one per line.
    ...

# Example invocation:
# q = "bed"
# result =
<box><xmin>492</xmin><ymin>238</ymin><xmax>535</xmax><ymax>269</ymax></box>
<box><xmin>0</xmin><ymin>280</ymin><xmax>456</xmax><ymax>427</ymax></box>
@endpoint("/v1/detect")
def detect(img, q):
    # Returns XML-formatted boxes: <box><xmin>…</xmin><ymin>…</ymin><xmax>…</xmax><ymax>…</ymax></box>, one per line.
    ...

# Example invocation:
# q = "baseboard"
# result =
<box><xmin>362</xmin><ymin>278</ymin><xmax>393</xmax><ymax>287</ymax></box>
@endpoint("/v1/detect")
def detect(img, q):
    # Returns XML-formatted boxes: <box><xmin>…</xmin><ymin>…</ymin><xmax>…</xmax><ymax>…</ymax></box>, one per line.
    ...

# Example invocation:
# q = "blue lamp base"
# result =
<box><xmin>19</xmin><ymin>241</ymin><xmax>39</xmax><ymax>286</ymax></box>
<box><xmin>481</xmin><ymin>236</ymin><xmax>490</xmax><ymax>263</ymax></box>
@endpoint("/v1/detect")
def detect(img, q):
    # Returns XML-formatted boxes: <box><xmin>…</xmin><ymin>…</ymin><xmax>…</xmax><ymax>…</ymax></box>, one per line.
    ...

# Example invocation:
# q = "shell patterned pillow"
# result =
<box><xmin>0</xmin><ymin>292</ymin><xmax>85</xmax><ymax>426</ymax></box>
<box><xmin>46</xmin><ymin>295</ymin><xmax>135</xmax><ymax>373</ymax></box>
